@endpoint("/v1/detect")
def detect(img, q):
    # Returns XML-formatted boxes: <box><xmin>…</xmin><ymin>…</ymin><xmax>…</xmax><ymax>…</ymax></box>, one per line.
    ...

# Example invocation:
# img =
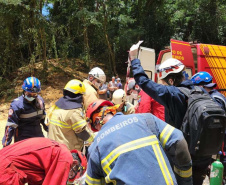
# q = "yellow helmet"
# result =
<box><xmin>64</xmin><ymin>79</ymin><xmax>86</xmax><ymax>94</ymax></box>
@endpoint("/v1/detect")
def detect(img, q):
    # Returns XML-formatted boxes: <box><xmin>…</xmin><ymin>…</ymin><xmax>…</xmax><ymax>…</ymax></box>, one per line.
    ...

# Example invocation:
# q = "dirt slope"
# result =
<box><xmin>0</xmin><ymin>59</ymin><xmax>92</xmax><ymax>149</ymax></box>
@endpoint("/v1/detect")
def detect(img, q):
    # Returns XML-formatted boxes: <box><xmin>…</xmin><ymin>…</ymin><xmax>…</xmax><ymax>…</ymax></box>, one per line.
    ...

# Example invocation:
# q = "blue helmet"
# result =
<box><xmin>191</xmin><ymin>71</ymin><xmax>213</xmax><ymax>85</ymax></box>
<box><xmin>22</xmin><ymin>77</ymin><xmax>41</xmax><ymax>93</ymax></box>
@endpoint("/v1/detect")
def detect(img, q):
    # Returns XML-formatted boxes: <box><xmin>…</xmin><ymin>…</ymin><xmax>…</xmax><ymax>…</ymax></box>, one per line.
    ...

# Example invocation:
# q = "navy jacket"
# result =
<box><xmin>86</xmin><ymin>113</ymin><xmax>192</xmax><ymax>185</ymax></box>
<box><xmin>131</xmin><ymin>59</ymin><xmax>194</xmax><ymax>129</ymax></box>
<box><xmin>209</xmin><ymin>89</ymin><xmax>226</xmax><ymax>111</ymax></box>
<box><xmin>2</xmin><ymin>95</ymin><xmax>46</xmax><ymax>147</ymax></box>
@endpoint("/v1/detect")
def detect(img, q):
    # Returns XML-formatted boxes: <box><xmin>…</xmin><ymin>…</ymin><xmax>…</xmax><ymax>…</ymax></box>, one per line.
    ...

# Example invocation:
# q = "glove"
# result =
<box><xmin>129</xmin><ymin>40</ymin><xmax>143</xmax><ymax>61</ymax></box>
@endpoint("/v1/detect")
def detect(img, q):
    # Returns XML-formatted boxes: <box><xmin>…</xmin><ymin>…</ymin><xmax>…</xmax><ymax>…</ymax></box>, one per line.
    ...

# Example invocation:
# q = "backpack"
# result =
<box><xmin>178</xmin><ymin>86</ymin><xmax>226</xmax><ymax>157</ymax></box>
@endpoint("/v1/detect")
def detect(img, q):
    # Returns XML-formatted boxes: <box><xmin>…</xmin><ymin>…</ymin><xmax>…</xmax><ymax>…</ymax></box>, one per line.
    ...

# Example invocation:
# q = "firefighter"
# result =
<box><xmin>112</xmin><ymin>89</ymin><xmax>135</xmax><ymax>115</ymax></box>
<box><xmin>85</xmin><ymin>99</ymin><xmax>192</xmax><ymax>185</ymax></box>
<box><xmin>83</xmin><ymin>67</ymin><xmax>106</xmax><ymax>111</ymax></box>
<box><xmin>2</xmin><ymin>76</ymin><xmax>47</xmax><ymax>147</ymax></box>
<box><xmin>191</xmin><ymin>71</ymin><xmax>226</xmax><ymax>181</ymax></box>
<box><xmin>0</xmin><ymin>137</ymin><xmax>87</xmax><ymax>185</ymax></box>
<box><xmin>130</xmin><ymin>56</ymin><xmax>212</xmax><ymax>185</ymax></box>
<box><xmin>48</xmin><ymin>79</ymin><xmax>94</xmax><ymax>151</ymax></box>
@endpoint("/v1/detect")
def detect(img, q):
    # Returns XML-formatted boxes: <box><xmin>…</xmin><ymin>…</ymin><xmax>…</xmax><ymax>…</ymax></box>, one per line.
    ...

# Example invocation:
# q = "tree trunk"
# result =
<box><xmin>102</xmin><ymin>3</ymin><xmax>117</xmax><ymax>75</ymax></box>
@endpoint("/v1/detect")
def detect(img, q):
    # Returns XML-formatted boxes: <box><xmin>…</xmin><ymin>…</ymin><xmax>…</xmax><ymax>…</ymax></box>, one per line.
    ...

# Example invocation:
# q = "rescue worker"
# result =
<box><xmin>85</xmin><ymin>99</ymin><xmax>192</xmax><ymax>185</ymax></box>
<box><xmin>112</xmin><ymin>89</ymin><xmax>135</xmax><ymax>115</ymax></box>
<box><xmin>0</xmin><ymin>137</ymin><xmax>87</xmax><ymax>185</ymax></box>
<box><xmin>48</xmin><ymin>79</ymin><xmax>93</xmax><ymax>151</ymax></box>
<box><xmin>83</xmin><ymin>67</ymin><xmax>106</xmax><ymax>111</ymax></box>
<box><xmin>191</xmin><ymin>71</ymin><xmax>226</xmax><ymax>181</ymax></box>
<box><xmin>2</xmin><ymin>76</ymin><xmax>47</xmax><ymax>147</ymax></box>
<box><xmin>130</xmin><ymin>55</ymin><xmax>209</xmax><ymax>185</ymax></box>
<box><xmin>127</xmin><ymin>78</ymin><xmax>165</xmax><ymax>120</ymax></box>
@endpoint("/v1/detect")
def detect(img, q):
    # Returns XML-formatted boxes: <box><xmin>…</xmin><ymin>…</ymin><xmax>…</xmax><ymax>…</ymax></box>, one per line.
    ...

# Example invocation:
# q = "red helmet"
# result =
<box><xmin>86</xmin><ymin>99</ymin><xmax>114</xmax><ymax>132</ymax></box>
<box><xmin>67</xmin><ymin>150</ymin><xmax>87</xmax><ymax>184</ymax></box>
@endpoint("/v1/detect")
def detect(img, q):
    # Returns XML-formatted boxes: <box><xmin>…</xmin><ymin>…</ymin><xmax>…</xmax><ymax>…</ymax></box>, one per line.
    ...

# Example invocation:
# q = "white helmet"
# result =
<box><xmin>157</xmin><ymin>58</ymin><xmax>185</xmax><ymax>80</ymax></box>
<box><xmin>89</xmin><ymin>67</ymin><xmax>106</xmax><ymax>83</ymax></box>
<box><xmin>112</xmin><ymin>89</ymin><xmax>126</xmax><ymax>105</ymax></box>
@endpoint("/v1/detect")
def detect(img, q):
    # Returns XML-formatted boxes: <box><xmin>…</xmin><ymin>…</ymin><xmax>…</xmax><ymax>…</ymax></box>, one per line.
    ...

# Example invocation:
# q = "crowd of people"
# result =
<box><xmin>1</xmin><ymin>45</ymin><xmax>226</xmax><ymax>185</ymax></box>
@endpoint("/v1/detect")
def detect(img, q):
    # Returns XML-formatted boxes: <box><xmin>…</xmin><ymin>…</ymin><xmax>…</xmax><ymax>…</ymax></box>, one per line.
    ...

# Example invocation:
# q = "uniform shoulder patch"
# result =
<box><xmin>8</xmin><ymin>109</ymin><xmax>14</xmax><ymax>117</ymax></box>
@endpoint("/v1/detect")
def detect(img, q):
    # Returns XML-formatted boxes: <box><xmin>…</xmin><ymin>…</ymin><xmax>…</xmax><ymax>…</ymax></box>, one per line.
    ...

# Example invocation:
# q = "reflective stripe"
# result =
<box><xmin>6</xmin><ymin>122</ymin><xmax>18</xmax><ymax>128</ymax></box>
<box><xmin>20</xmin><ymin>110</ymin><xmax>44</xmax><ymax>119</ymax></box>
<box><xmin>101</xmin><ymin>135</ymin><xmax>159</xmax><ymax>184</ymax></box>
<box><xmin>72</xmin><ymin>120</ymin><xmax>86</xmax><ymax>130</ymax></box>
<box><xmin>65</xmin><ymin>87</ymin><xmax>78</xmax><ymax>94</ymax></box>
<box><xmin>85</xmin><ymin>174</ymin><xmax>104</xmax><ymax>185</ymax></box>
<box><xmin>152</xmin><ymin>144</ymin><xmax>174</xmax><ymax>185</ymax></box>
<box><xmin>49</xmin><ymin>119</ymin><xmax>71</xmax><ymax>128</ymax></box>
<box><xmin>160</xmin><ymin>124</ymin><xmax>175</xmax><ymax>148</ymax></box>
<box><xmin>174</xmin><ymin>166</ymin><xmax>192</xmax><ymax>178</ymax></box>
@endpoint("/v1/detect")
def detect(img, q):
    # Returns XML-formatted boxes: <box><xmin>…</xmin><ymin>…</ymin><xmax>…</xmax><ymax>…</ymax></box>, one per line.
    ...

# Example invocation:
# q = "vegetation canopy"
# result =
<box><xmin>0</xmin><ymin>0</ymin><xmax>226</xmax><ymax>98</ymax></box>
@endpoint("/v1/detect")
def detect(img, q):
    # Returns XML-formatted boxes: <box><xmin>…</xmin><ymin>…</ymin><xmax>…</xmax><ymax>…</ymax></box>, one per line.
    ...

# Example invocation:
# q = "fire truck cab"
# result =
<box><xmin>138</xmin><ymin>39</ymin><xmax>226</xmax><ymax>96</ymax></box>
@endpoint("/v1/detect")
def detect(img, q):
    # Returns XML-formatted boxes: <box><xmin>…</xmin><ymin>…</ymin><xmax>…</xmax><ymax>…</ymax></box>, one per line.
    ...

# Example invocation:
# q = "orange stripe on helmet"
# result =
<box><xmin>31</xmin><ymin>77</ymin><xmax>35</xmax><ymax>88</ymax></box>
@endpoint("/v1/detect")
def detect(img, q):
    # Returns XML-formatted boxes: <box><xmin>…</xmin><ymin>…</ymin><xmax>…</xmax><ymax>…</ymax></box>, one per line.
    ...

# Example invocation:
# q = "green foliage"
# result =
<box><xmin>0</xmin><ymin>0</ymin><xmax>226</xmax><ymax>88</ymax></box>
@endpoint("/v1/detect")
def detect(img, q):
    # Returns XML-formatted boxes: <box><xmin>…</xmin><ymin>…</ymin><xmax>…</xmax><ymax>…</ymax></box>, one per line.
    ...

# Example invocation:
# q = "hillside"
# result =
<box><xmin>0</xmin><ymin>58</ymin><xmax>111</xmax><ymax>149</ymax></box>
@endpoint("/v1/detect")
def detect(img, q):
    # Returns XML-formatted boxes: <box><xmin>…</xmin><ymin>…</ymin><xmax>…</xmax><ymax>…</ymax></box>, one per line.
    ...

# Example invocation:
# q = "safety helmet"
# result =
<box><xmin>191</xmin><ymin>71</ymin><xmax>215</xmax><ymax>86</ymax></box>
<box><xmin>157</xmin><ymin>58</ymin><xmax>185</xmax><ymax>80</ymax></box>
<box><xmin>64</xmin><ymin>79</ymin><xmax>86</xmax><ymax>94</ymax></box>
<box><xmin>88</xmin><ymin>67</ymin><xmax>106</xmax><ymax>83</ymax></box>
<box><xmin>112</xmin><ymin>89</ymin><xmax>126</xmax><ymax>105</ymax></box>
<box><xmin>22</xmin><ymin>77</ymin><xmax>41</xmax><ymax>93</ymax></box>
<box><xmin>86</xmin><ymin>99</ymin><xmax>114</xmax><ymax>132</ymax></box>
<box><xmin>67</xmin><ymin>150</ymin><xmax>87</xmax><ymax>184</ymax></box>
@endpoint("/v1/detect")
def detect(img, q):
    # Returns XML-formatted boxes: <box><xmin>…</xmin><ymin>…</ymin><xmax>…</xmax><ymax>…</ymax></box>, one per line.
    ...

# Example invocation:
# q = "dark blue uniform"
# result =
<box><xmin>2</xmin><ymin>95</ymin><xmax>46</xmax><ymax>147</ymax></box>
<box><xmin>86</xmin><ymin>113</ymin><xmax>192</xmax><ymax>185</ymax></box>
<box><xmin>131</xmin><ymin>59</ymin><xmax>194</xmax><ymax>129</ymax></box>
<box><xmin>131</xmin><ymin>59</ymin><xmax>213</xmax><ymax>185</ymax></box>
<box><xmin>209</xmin><ymin>89</ymin><xmax>226</xmax><ymax>111</ymax></box>
<box><xmin>209</xmin><ymin>89</ymin><xmax>226</xmax><ymax>176</ymax></box>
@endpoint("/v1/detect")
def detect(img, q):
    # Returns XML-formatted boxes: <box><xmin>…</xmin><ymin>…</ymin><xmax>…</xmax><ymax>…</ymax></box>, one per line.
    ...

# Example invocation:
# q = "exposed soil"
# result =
<box><xmin>0</xmin><ymin>59</ymin><xmax>93</xmax><ymax>149</ymax></box>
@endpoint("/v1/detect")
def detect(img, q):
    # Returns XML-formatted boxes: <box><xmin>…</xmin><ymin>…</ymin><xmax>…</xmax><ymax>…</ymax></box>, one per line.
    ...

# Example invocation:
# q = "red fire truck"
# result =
<box><xmin>135</xmin><ymin>39</ymin><xmax>226</xmax><ymax>96</ymax></box>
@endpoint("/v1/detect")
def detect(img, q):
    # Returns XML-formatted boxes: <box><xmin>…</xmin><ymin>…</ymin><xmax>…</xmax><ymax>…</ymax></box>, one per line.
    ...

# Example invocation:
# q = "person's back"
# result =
<box><xmin>191</xmin><ymin>71</ymin><xmax>226</xmax><ymax>182</ymax></box>
<box><xmin>48</xmin><ymin>80</ymin><xmax>93</xmax><ymax>151</ymax></box>
<box><xmin>87</xmin><ymin>112</ymin><xmax>191</xmax><ymax>185</ymax></box>
<box><xmin>0</xmin><ymin>138</ymin><xmax>73</xmax><ymax>185</ymax></box>
<box><xmin>49</xmin><ymin>107</ymin><xmax>86</xmax><ymax>150</ymax></box>
<box><xmin>136</xmin><ymin>89</ymin><xmax>165</xmax><ymax>121</ymax></box>
<box><xmin>131</xmin><ymin>56</ymin><xmax>215</xmax><ymax>184</ymax></box>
